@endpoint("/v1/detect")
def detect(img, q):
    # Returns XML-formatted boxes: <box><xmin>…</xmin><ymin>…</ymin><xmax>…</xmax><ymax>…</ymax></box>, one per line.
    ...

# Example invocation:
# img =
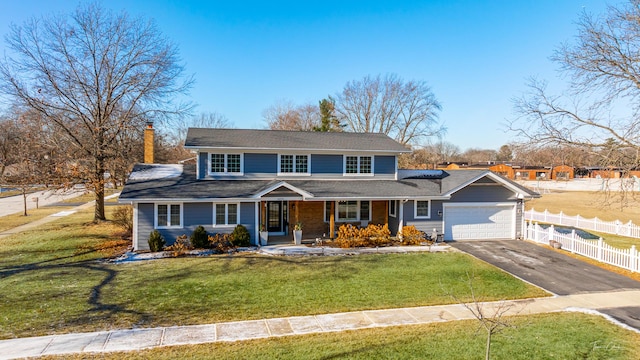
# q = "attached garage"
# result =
<box><xmin>443</xmin><ymin>202</ymin><xmax>516</xmax><ymax>241</ymax></box>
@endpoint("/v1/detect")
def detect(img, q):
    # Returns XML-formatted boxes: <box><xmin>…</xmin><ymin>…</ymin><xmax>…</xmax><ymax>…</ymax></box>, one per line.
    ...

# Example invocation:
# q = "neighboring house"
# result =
<box><xmin>119</xmin><ymin>128</ymin><xmax>539</xmax><ymax>251</ymax></box>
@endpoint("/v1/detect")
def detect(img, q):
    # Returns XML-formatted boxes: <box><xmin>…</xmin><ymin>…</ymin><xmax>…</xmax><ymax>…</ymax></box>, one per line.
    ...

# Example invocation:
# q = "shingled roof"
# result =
<box><xmin>184</xmin><ymin>128</ymin><xmax>411</xmax><ymax>153</ymax></box>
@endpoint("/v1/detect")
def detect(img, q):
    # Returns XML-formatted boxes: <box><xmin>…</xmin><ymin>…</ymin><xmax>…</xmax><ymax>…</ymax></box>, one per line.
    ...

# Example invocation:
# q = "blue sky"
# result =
<box><xmin>0</xmin><ymin>0</ymin><xmax>622</xmax><ymax>150</ymax></box>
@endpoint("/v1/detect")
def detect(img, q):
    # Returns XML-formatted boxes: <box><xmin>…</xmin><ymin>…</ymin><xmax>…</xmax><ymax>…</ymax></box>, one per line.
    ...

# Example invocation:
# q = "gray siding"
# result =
<box><xmin>245</xmin><ymin>153</ymin><xmax>277</xmax><ymax>175</ymax></box>
<box><xmin>375</xmin><ymin>156</ymin><xmax>395</xmax><ymax>175</ymax></box>
<box><xmin>311</xmin><ymin>154</ymin><xmax>343</xmax><ymax>175</ymax></box>
<box><xmin>136</xmin><ymin>203</ymin><xmax>155</xmax><ymax>251</ymax></box>
<box><xmin>184</xmin><ymin>202</ymin><xmax>213</xmax><ymax>226</ymax></box>
<box><xmin>198</xmin><ymin>152</ymin><xmax>207</xmax><ymax>179</ymax></box>
<box><xmin>134</xmin><ymin>201</ymin><xmax>258</xmax><ymax>250</ymax></box>
<box><xmin>449</xmin><ymin>185</ymin><xmax>517</xmax><ymax>202</ymax></box>
<box><xmin>404</xmin><ymin>200</ymin><xmax>444</xmax><ymax>236</ymax></box>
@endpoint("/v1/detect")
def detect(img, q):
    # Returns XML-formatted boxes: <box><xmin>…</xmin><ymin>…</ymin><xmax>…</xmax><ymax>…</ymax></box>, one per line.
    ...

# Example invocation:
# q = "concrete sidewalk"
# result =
<box><xmin>1</xmin><ymin>290</ymin><xmax>639</xmax><ymax>359</ymax></box>
<box><xmin>0</xmin><ymin>193</ymin><xmax>120</xmax><ymax>240</ymax></box>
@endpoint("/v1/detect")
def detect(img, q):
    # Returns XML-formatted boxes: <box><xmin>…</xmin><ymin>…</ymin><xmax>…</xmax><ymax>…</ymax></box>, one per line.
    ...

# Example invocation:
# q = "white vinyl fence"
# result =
<box><xmin>525</xmin><ymin>222</ymin><xmax>639</xmax><ymax>273</ymax></box>
<box><xmin>525</xmin><ymin>209</ymin><xmax>640</xmax><ymax>239</ymax></box>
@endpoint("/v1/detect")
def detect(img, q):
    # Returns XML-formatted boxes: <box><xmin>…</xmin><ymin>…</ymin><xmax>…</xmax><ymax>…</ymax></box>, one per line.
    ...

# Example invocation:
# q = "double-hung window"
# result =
<box><xmin>414</xmin><ymin>200</ymin><xmax>431</xmax><ymax>219</ymax></box>
<box><xmin>344</xmin><ymin>156</ymin><xmax>373</xmax><ymax>175</ymax></box>
<box><xmin>210</xmin><ymin>153</ymin><xmax>243</xmax><ymax>175</ymax></box>
<box><xmin>156</xmin><ymin>203</ymin><xmax>182</xmax><ymax>228</ymax></box>
<box><xmin>324</xmin><ymin>201</ymin><xmax>371</xmax><ymax>222</ymax></box>
<box><xmin>278</xmin><ymin>155</ymin><xmax>309</xmax><ymax>175</ymax></box>
<box><xmin>214</xmin><ymin>203</ymin><xmax>239</xmax><ymax>226</ymax></box>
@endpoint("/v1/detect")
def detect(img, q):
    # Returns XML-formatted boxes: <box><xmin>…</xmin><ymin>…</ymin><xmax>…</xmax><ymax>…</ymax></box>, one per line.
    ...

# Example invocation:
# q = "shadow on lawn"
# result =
<box><xmin>0</xmin><ymin>248</ymin><xmax>151</xmax><ymax>332</ymax></box>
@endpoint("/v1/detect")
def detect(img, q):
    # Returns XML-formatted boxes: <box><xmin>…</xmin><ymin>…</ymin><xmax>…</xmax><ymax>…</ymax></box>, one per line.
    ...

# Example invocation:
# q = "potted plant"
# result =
<box><xmin>259</xmin><ymin>223</ymin><xmax>268</xmax><ymax>246</ymax></box>
<box><xmin>293</xmin><ymin>222</ymin><xmax>303</xmax><ymax>245</ymax></box>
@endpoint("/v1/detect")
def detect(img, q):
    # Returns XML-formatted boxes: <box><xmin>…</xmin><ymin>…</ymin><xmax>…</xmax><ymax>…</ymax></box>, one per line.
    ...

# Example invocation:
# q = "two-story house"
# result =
<box><xmin>119</xmin><ymin>128</ymin><xmax>538</xmax><ymax>251</ymax></box>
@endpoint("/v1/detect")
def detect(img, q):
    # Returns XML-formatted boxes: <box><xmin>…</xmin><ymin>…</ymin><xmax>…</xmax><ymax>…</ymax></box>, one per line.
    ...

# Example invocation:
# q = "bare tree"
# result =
<box><xmin>263</xmin><ymin>100</ymin><xmax>319</xmax><ymax>130</ymax></box>
<box><xmin>511</xmin><ymin>1</ymin><xmax>640</xmax><ymax>205</ymax></box>
<box><xmin>462</xmin><ymin>148</ymin><xmax>498</xmax><ymax>164</ymax></box>
<box><xmin>335</xmin><ymin>73</ymin><xmax>444</xmax><ymax>145</ymax></box>
<box><xmin>0</xmin><ymin>2</ymin><xmax>193</xmax><ymax>221</ymax></box>
<box><xmin>444</xmin><ymin>272</ymin><xmax>521</xmax><ymax>360</ymax></box>
<box><xmin>166</xmin><ymin>111</ymin><xmax>233</xmax><ymax>145</ymax></box>
<box><xmin>0</xmin><ymin>114</ymin><xmax>20</xmax><ymax>182</ymax></box>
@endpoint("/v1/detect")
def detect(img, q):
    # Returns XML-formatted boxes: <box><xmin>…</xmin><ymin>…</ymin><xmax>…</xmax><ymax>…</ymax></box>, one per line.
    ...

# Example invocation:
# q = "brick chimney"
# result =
<box><xmin>144</xmin><ymin>121</ymin><xmax>154</xmax><ymax>164</ymax></box>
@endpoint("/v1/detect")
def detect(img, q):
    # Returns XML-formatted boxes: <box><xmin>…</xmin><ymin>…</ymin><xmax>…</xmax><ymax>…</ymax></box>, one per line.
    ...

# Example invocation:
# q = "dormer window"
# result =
<box><xmin>210</xmin><ymin>153</ymin><xmax>243</xmax><ymax>175</ymax></box>
<box><xmin>278</xmin><ymin>155</ymin><xmax>309</xmax><ymax>175</ymax></box>
<box><xmin>344</xmin><ymin>155</ymin><xmax>373</xmax><ymax>175</ymax></box>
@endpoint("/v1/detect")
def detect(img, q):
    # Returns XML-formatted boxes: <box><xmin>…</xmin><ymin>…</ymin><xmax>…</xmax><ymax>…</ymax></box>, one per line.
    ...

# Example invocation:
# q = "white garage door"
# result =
<box><xmin>444</xmin><ymin>203</ymin><xmax>516</xmax><ymax>241</ymax></box>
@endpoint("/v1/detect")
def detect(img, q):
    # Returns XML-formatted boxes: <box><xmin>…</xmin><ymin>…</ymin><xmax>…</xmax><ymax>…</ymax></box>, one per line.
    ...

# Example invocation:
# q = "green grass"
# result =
<box><xmin>58</xmin><ymin>189</ymin><xmax>120</xmax><ymax>204</ymax></box>
<box><xmin>43</xmin><ymin>313</ymin><xmax>640</xmax><ymax>360</ymax></box>
<box><xmin>0</xmin><ymin>207</ymin><xmax>547</xmax><ymax>339</ymax></box>
<box><xmin>0</xmin><ymin>207</ymin><xmax>74</xmax><ymax>233</ymax></box>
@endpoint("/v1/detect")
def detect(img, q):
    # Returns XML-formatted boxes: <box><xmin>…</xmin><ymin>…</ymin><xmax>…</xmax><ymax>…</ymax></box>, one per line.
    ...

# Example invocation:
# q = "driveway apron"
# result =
<box><xmin>450</xmin><ymin>240</ymin><xmax>640</xmax><ymax>296</ymax></box>
<box><xmin>451</xmin><ymin>239</ymin><xmax>640</xmax><ymax>331</ymax></box>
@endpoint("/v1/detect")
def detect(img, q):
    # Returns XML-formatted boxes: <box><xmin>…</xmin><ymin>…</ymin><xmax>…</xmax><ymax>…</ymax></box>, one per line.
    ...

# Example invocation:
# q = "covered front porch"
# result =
<box><xmin>256</xmin><ymin>199</ymin><xmax>394</xmax><ymax>246</ymax></box>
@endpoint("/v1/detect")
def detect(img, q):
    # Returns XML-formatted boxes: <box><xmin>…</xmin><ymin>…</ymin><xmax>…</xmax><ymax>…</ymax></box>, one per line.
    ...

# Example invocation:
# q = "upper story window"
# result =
<box><xmin>344</xmin><ymin>155</ymin><xmax>373</xmax><ymax>175</ymax></box>
<box><xmin>279</xmin><ymin>155</ymin><xmax>309</xmax><ymax>175</ymax></box>
<box><xmin>210</xmin><ymin>153</ymin><xmax>243</xmax><ymax>175</ymax></box>
<box><xmin>156</xmin><ymin>203</ymin><xmax>182</xmax><ymax>228</ymax></box>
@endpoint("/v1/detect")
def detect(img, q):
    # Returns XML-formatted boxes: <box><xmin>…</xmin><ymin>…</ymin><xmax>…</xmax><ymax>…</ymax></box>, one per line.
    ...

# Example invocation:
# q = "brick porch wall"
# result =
<box><xmin>290</xmin><ymin>200</ymin><xmax>389</xmax><ymax>237</ymax></box>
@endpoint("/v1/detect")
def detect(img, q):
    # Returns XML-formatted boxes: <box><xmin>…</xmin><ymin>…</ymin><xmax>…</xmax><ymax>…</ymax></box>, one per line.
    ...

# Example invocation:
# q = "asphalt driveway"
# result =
<box><xmin>450</xmin><ymin>240</ymin><xmax>640</xmax><ymax>296</ymax></box>
<box><xmin>451</xmin><ymin>240</ymin><xmax>640</xmax><ymax>330</ymax></box>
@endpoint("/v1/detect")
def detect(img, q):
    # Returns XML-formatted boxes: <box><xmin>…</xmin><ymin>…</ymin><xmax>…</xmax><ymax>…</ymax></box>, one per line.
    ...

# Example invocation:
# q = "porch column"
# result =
<box><xmin>330</xmin><ymin>201</ymin><xmax>335</xmax><ymax>239</ymax></box>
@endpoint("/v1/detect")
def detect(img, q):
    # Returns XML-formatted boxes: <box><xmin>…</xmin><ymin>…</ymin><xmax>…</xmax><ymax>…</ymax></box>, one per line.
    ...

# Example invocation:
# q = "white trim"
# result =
<box><xmin>277</xmin><ymin>154</ymin><xmax>311</xmax><ymax>176</ymax></box>
<box><xmin>253</xmin><ymin>181</ymin><xmax>315</xmax><ymax>199</ymax></box>
<box><xmin>343</xmin><ymin>155</ymin><xmax>375</xmax><ymax>176</ymax></box>
<box><xmin>196</xmin><ymin>151</ymin><xmax>201</xmax><ymax>179</ymax></box>
<box><xmin>185</xmin><ymin>145</ymin><xmax>409</xmax><ymax>155</ymax></box>
<box><xmin>154</xmin><ymin>202</ymin><xmax>184</xmax><ymax>229</ymax></box>
<box><xmin>212</xmin><ymin>202</ymin><xmax>241</xmax><ymax>227</ymax></box>
<box><xmin>208</xmin><ymin>153</ymin><xmax>244</xmax><ymax>176</ymax></box>
<box><xmin>443</xmin><ymin>171</ymin><xmax>533</xmax><ymax>198</ymax></box>
<box><xmin>254</xmin><ymin>202</ymin><xmax>260</xmax><ymax>245</ymax></box>
<box><xmin>414</xmin><ymin>199</ymin><xmax>431</xmax><ymax>219</ymax></box>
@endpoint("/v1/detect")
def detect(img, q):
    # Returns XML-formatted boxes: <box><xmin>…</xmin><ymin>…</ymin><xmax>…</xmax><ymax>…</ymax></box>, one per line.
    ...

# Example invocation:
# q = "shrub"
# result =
<box><xmin>148</xmin><ymin>230</ymin><xmax>165</xmax><ymax>252</ymax></box>
<box><xmin>401</xmin><ymin>225</ymin><xmax>425</xmax><ymax>245</ymax></box>
<box><xmin>209</xmin><ymin>233</ymin><xmax>235</xmax><ymax>253</ymax></box>
<box><xmin>165</xmin><ymin>234</ymin><xmax>192</xmax><ymax>257</ymax></box>
<box><xmin>335</xmin><ymin>224</ymin><xmax>392</xmax><ymax>248</ymax></box>
<box><xmin>190</xmin><ymin>225</ymin><xmax>209</xmax><ymax>249</ymax></box>
<box><xmin>112</xmin><ymin>205</ymin><xmax>133</xmax><ymax>237</ymax></box>
<box><xmin>230</xmin><ymin>224</ymin><xmax>251</xmax><ymax>247</ymax></box>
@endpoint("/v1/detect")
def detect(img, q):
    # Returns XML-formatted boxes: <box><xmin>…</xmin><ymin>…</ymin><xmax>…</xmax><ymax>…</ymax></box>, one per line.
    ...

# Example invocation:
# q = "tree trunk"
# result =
<box><xmin>94</xmin><ymin>158</ymin><xmax>106</xmax><ymax>221</ymax></box>
<box><xmin>22</xmin><ymin>188</ymin><xmax>28</xmax><ymax>216</ymax></box>
<box><xmin>485</xmin><ymin>331</ymin><xmax>492</xmax><ymax>360</ymax></box>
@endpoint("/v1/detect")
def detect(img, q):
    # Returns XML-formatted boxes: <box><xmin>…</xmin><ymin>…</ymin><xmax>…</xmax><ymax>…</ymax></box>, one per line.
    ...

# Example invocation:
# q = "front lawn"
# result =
<box><xmin>0</xmin><ymin>207</ymin><xmax>548</xmax><ymax>339</ymax></box>
<box><xmin>44</xmin><ymin>313</ymin><xmax>640</xmax><ymax>360</ymax></box>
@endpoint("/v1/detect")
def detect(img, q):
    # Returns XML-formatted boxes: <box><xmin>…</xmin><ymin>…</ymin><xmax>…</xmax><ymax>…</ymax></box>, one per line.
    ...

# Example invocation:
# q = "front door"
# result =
<box><xmin>267</xmin><ymin>201</ymin><xmax>287</xmax><ymax>234</ymax></box>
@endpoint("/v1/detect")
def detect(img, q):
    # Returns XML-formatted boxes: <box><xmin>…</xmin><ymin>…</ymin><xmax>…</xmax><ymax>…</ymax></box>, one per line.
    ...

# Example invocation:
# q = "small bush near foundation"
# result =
<box><xmin>190</xmin><ymin>225</ymin><xmax>209</xmax><ymax>249</ymax></box>
<box><xmin>166</xmin><ymin>234</ymin><xmax>192</xmax><ymax>257</ymax></box>
<box><xmin>148</xmin><ymin>230</ymin><xmax>165</xmax><ymax>252</ymax></box>
<box><xmin>401</xmin><ymin>225</ymin><xmax>425</xmax><ymax>245</ymax></box>
<box><xmin>112</xmin><ymin>205</ymin><xmax>133</xmax><ymax>237</ymax></box>
<box><xmin>231</xmin><ymin>224</ymin><xmax>251</xmax><ymax>247</ymax></box>
<box><xmin>209</xmin><ymin>233</ymin><xmax>236</xmax><ymax>253</ymax></box>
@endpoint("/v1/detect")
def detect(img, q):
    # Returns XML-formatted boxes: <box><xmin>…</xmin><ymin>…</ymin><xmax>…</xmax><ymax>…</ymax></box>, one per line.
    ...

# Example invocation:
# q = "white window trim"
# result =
<box><xmin>325</xmin><ymin>200</ymin><xmax>371</xmax><ymax>222</ymax></box>
<box><xmin>209</xmin><ymin>153</ymin><xmax>244</xmax><ymax>176</ymax></box>
<box><xmin>414</xmin><ymin>199</ymin><xmax>431</xmax><ymax>219</ymax></box>
<box><xmin>277</xmin><ymin>154</ymin><xmax>311</xmax><ymax>176</ymax></box>
<box><xmin>342</xmin><ymin>155</ymin><xmax>374</xmax><ymax>176</ymax></box>
<box><xmin>389</xmin><ymin>200</ymin><xmax>397</xmax><ymax>218</ymax></box>
<box><xmin>155</xmin><ymin>203</ymin><xmax>183</xmax><ymax>229</ymax></box>
<box><xmin>213</xmin><ymin>203</ymin><xmax>240</xmax><ymax>227</ymax></box>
